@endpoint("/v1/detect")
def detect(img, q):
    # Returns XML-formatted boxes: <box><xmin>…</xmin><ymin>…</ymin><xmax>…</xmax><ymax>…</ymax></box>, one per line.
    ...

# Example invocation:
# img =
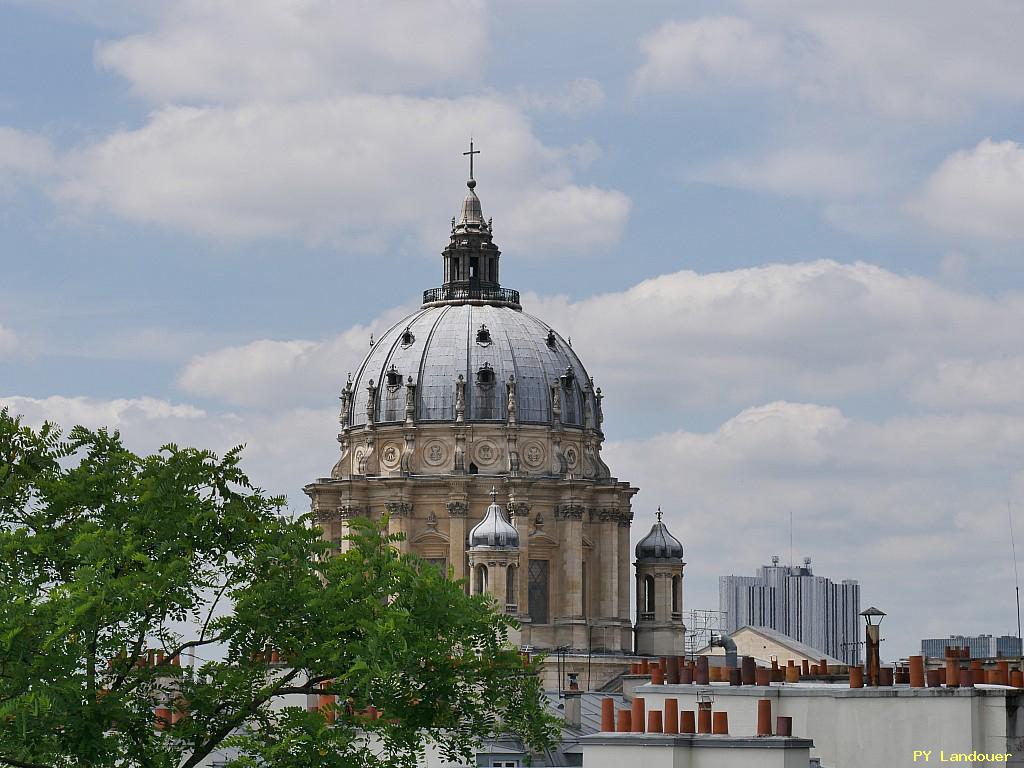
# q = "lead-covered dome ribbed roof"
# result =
<box><xmin>469</xmin><ymin>491</ymin><xmax>519</xmax><ymax>549</ymax></box>
<box><xmin>348</xmin><ymin>304</ymin><xmax>596</xmax><ymax>427</ymax></box>
<box><xmin>635</xmin><ymin>514</ymin><xmax>684</xmax><ymax>561</ymax></box>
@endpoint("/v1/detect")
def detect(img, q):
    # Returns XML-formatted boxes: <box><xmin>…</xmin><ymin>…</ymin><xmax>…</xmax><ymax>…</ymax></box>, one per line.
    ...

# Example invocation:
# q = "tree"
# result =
<box><xmin>0</xmin><ymin>409</ymin><xmax>559</xmax><ymax>768</ymax></box>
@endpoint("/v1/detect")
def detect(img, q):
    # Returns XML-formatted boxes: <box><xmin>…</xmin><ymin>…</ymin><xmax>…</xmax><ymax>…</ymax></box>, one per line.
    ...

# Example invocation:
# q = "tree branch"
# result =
<box><xmin>179</xmin><ymin>667</ymin><xmax>303</xmax><ymax>768</ymax></box>
<box><xmin>199</xmin><ymin>580</ymin><xmax>230</xmax><ymax>644</ymax></box>
<box><xmin>108</xmin><ymin>611</ymin><xmax>155</xmax><ymax>692</ymax></box>
<box><xmin>0</xmin><ymin>754</ymin><xmax>54</xmax><ymax>768</ymax></box>
<box><xmin>269</xmin><ymin>675</ymin><xmax>333</xmax><ymax>697</ymax></box>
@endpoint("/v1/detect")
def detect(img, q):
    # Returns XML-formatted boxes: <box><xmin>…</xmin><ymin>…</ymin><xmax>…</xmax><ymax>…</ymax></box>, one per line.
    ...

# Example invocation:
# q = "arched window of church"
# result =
<box><xmin>545</xmin><ymin>329</ymin><xmax>557</xmax><ymax>349</ymax></box>
<box><xmin>476</xmin><ymin>564</ymin><xmax>488</xmax><ymax>596</ymax></box>
<box><xmin>506</xmin><ymin>565</ymin><xmax>517</xmax><ymax>613</ymax></box>
<box><xmin>476</xmin><ymin>325</ymin><xmax>492</xmax><ymax>345</ymax></box>
<box><xmin>400</xmin><ymin>327</ymin><xmax>415</xmax><ymax>347</ymax></box>
<box><xmin>644</xmin><ymin>575</ymin><xmax>655</xmax><ymax>614</ymax></box>
<box><xmin>672</xmin><ymin>575</ymin><xmax>681</xmax><ymax>614</ymax></box>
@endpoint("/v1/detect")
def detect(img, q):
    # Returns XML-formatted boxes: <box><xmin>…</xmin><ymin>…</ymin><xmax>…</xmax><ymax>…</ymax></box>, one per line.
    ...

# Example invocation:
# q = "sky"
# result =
<box><xmin>3</xmin><ymin>0</ymin><xmax>1024</xmax><ymax>659</ymax></box>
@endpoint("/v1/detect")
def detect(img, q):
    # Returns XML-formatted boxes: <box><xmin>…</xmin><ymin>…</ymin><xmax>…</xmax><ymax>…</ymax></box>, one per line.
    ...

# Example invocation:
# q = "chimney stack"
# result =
<box><xmin>564</xmin><ymin>675</ymin><xmax>582</xmax><ymax>729</ymax></box>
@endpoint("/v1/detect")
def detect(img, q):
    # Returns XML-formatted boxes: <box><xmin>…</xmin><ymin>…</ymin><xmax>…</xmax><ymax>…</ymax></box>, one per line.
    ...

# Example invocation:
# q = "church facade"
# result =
<box><xmin>305</xmin><ymin>157</ymin><xmax>684</xmax><ymax>661</ymax></box>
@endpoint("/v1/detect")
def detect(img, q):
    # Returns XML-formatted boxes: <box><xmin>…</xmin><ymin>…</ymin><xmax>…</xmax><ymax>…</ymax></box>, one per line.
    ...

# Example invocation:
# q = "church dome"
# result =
<box><xmin>343</xmin><ymin>165</ymin><xmax>600</xmax><ymax>430</ymax></box>
<box><xmin>468</xmin><ymin>488</ymin><xmax>519</xmax><ymax>549</ymax></box>
<box><xmin>347</xmin><ymin>305</ymin><xmax>596</xmax><ymax>427</ymax></box>
<box><xmin>635</xmin><ymin>510</ymin><xmax>684</xmax><ymax>561</ymax></box>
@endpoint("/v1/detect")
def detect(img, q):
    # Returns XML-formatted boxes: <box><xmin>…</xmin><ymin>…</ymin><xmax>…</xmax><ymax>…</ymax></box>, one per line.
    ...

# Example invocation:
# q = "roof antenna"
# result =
<box><xmin>1010</xmin><ymin>500</ymin><xmax>1022</xmax><ymax>642</ymax></box>
<box><xmin>789</xmin><ymin>510</ymin><xmax>794</xmax><ymax>570</ymax></box>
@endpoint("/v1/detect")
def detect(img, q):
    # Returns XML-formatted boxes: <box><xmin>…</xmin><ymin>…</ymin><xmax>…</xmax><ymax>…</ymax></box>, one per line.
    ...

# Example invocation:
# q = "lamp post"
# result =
<box><xmin>861</xmin><ymin>606</ymin><xmax>886</xmax><ymax>687</ymax></box>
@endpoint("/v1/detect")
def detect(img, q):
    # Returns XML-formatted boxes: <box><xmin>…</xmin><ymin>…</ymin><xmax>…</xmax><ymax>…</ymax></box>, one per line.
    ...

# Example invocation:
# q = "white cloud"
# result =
<box><xmin>0</xmin><ymin>395</ymin><xmax>205</xmax><ymax>426</ymax></box>
<box><xmin>96</xmin><ymin>0</ymin><xmax>487</xmax><ymax>103</ymax></box>
<box><xmin>0</xmin><ymin>127</ymin><xmax>55</xmax><ymax>191</ymax></box>
<box><xmin>635</xmin><ymin>3</ymin><xmax>1024</xmax><ymax>118</ymax></box>
<box><xmin>530</xmin><ymin>259</ymin><xmax>1024</xmax><ymax>410</ymax></box>
<box><xmin>177</xmin><ymin>303</ymin><xmax>412</xmax><ymax>407</ymax></box>
<box><xmin>691</xmin><ymin>147</ymin><xmax>882</xmax><ymax>200</ymax></box>
<box><xmin>179</xmin><ymin>339</ymin><xmax>341</xmax><ymax>408</ymax></box>
<box><xmin>177</xmin><ymin>260</ymin><xmax>1024</xmax><ymax>422</ymax></box>
<box><xmin>911</xmin><ymin>139</ymin><xmax>1024</xmax><ymax>240</ymax></box>
<box><xmin>912</xmin><ymin>357</ymin><xmax>1024</xmax><ymax>408</ymax></box>
<box><xmin>607</xmin><ymin>401</ymin><xmax>1024</xmax><ymax>654</ymax></box>
<box><xmin>56</xmin><ymin>96</ymin><xmax>629</xmax><ymax>253</ymax></box>
<box><xmin>634</xmin><ymin>17</ymin><xmax>785</xmax><ymax>93</ymax></box>
<box><xmin>502</xmin><ymin>185</ymin><xmax>630</xmax><ymax>253</ymax></box>
<box><xmin>1</xmin><ymin>394</ymin><xmax>336</xmax><ymax>507</ymax></box>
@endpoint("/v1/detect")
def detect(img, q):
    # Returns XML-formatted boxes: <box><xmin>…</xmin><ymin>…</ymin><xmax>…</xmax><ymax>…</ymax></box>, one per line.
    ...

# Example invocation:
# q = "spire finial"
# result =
<box><xmin>490</xmin><ymin>486</ymin><xmax>497</xmax><ymax>503</ymax></box>
<box><xmin>463</xmin><ymin>138</ymin><xmax>480</xmax><ymax>187</ymax></box>
<box><xmin>657</xmin><ymin>506</ymin><xmax>662</xmax><ymax>522</ymax></box>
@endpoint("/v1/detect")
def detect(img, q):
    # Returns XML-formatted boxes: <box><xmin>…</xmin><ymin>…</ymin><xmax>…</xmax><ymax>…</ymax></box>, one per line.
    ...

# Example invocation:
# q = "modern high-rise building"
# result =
<box><xmin>719</xmin><ymin>556</ymin><xmax>861</xmax><ymax>665</ymax></box>
<box><xmin>921</xmin><ymin>634</ymin><xmax>1022</xmax><ymax>659</ymax></box>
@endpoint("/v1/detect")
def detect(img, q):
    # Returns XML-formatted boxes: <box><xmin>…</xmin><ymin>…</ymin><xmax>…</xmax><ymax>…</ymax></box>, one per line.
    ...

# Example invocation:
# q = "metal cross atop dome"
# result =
<box><xmin>490</xmin><ymin>486</ymin><xmax>498</xmax><ymax>503</ymax></box>
<box><xmin>464</xmin><ymin>139</ymin><xmax>480</xmax><ymax>181</ymax></box>
<box><xmin>657</xmin><ymin>506</ymin><xmax>662</xmax><ymax>522</ymax></box>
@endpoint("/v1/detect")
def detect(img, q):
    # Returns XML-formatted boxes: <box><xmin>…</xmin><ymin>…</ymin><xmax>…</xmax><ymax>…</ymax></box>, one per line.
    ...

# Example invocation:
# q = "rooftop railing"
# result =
<box><xmin>422</xmin><ymin>285</ymin><xmax>521</xmax><ymax>307</ymax></box>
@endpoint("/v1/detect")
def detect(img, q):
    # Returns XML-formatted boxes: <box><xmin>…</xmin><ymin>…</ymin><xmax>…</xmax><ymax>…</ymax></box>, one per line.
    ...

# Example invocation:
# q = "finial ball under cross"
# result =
<box><xmin>464</xmin><ymin>138</ymin><xmax>480</xmax><ymax>187</ymax></box>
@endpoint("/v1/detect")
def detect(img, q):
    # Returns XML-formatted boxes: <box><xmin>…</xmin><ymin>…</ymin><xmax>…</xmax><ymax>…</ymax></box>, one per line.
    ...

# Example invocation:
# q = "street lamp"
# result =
<box><xmin>861</xmin><ymin>607</ymin><xmax>886</xmax><ymax>686</ymax></box>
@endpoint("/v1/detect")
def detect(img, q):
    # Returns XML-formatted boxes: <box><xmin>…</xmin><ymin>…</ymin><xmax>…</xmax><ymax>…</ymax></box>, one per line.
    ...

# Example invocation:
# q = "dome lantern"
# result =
<box><xmin>423</xmin><ymin>140</ymin><xmax>519</xmax><ymax>309</ymax></box>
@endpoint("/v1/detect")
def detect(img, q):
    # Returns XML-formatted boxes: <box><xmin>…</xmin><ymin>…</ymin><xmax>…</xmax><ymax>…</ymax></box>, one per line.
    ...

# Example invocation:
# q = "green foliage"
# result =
<box><xmin>0</xmin><ymin>409</ymin><xmax>559</xmax><ymax>768</ymax></box>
